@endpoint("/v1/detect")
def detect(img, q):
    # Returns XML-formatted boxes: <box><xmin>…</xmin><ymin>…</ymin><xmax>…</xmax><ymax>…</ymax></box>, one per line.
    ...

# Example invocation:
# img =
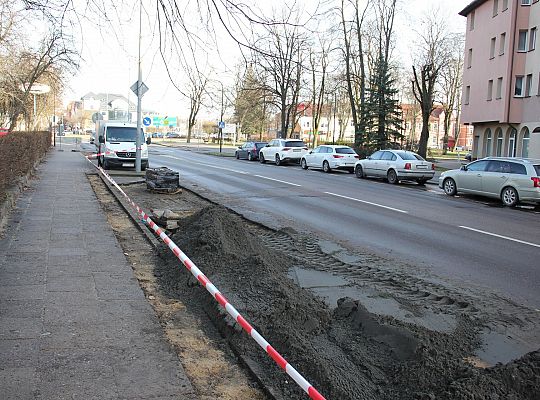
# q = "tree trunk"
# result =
<box><xmin>418</xmin><ymin>112</ymin><xmax>430</xmax><ymax>158</ymax></box>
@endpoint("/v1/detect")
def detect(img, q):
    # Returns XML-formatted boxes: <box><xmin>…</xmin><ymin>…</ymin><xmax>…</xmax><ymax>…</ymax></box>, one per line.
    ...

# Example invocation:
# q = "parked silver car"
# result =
<box><xmin>301</xmin><ymin>145</ymin><xmax>359</xmax><ymax>173</ymax></box>
<box><xmin>354</xmin><ymin>150</ymin><xmax>435</xmax><ymax>184</ymax></box>
<box><xmin>439</xmin><ymin>157</ymin><xmax>540</xmax><ymax>207</ymax></box>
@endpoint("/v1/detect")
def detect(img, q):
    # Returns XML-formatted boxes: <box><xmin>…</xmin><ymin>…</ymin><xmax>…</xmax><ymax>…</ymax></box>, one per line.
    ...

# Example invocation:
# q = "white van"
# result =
<box><xmin>93</xmin><ymin>121</ymin><xmax>150</xmax><ymax>170</ymax></box>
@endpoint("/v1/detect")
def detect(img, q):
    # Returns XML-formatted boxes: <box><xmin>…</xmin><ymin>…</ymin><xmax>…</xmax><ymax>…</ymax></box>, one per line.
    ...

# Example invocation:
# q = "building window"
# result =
<box><xmin>487</xmin><ymin>80</ymin><xmax>494</xmax><ymax>100</ymax></box>
<box><xmin>521</xmin><ymin>0</ymin><xmax>531</xmax><ymax>5</ymax></box>
<box><xmin>467</xmin><ymin>48</ymin><xmax>473</xmax><ymax>68</ymax></box>
<box><xmin>521</xmin><ymin>131</ymin><xmax>530</xmax><ymax>157</ymax></box>
<box><xmin>515</xmin><ymin>76</ymin><xmax>524</xmax><ymax>96</ymax></box>
<box><xmin>500</xmin><ymin>33</ymin><xmax>506</xmax><ymax>55</ymax></box>
<box><xmin>496</xmin><ymin>129</ymin><xmax>503</xmax><ymax>157</ymax></box>
<box><xmin>530</xmin><ymin>27</ymin><xmax>537</xmax><ymax>51</ymax></box>
<box><xmin>490</xmin><ymin>37</ymin><xmax>496</xmax><ymax>58</ymax></box>
<box><xmin>496</xmin><ymin>77</ymin><xmax>503</xmax><ymax>99</ymax></box>
<box><xmin>508</xmin><ymin>129</ymin><xmax>516</xmax><ymax>157</ymax></box>
<box><xmin>518</xmin><ymin>30</ymin><xmax>528</xmax><ymax>52</ymax></box>
<box><xmin>469</xmin><ymin>10</ymin><xmax>475</xmax><ymax>31</ymax></box>
<box><xmin>493</xmin><ymin>0</ymin><xmax>499</xmax><ymax>16</ymax></box>
<box><xmin>486</xmin><ymin>130</ymin><xmax>493</xmax><ymax>156</ymax></box>
<box><xmin>503</xmin><ymin>0</ymin><xmax>509</xmax><ymax>10</ymax></box>
<box><xmin>525</xmin><ymin>74</ymin><xmax>533</xmax><ymax>96</ymax></box>
<box><xmin>464</xmin><ymin>86</ymin><xmax>471</xmax><ymax>104</ymax></box>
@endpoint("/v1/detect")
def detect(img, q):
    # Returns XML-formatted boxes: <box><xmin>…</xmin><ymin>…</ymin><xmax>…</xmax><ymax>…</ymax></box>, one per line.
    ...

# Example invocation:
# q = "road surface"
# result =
<box><xmin>148</xmin><ymin>145</ymin><xmax>540</xmax><ymax>309</ymax></box>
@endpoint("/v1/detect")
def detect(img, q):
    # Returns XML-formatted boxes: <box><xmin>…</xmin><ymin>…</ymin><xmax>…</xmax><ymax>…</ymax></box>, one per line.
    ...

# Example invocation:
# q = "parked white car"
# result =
<box><xmin>301</xmin><ymin>145</ymin><xmax>359</xmax><ymax>173</ymax></box>
<box><xmin>354</xmin><ymin>150</ymin><xmax>435</xmax><ymax>184</ymax></box>
<box><xmin>259</xmin><ymin>138</ymin><xmax>309</xmax><ymax>165</ymax></box>
<box><xmin>439</xmin><ymin>157</ymin><xmax>540</xmax><ymax>207</ymax></box>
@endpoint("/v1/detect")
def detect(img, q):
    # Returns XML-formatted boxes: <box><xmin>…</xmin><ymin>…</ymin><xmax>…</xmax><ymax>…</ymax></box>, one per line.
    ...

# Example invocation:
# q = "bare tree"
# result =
<box><xmin>185</xmin><ymin>67</ymin><xmax>209</xmax><ymax>143</ymax></box>
<box><xmin>411</xmin><ymin>9</ymin><xmax>451</xmax><ymax>158</ymax></box>
<box><xmin>250</xmin><ymin>9</ymin><xmax>306</xmax><ymax>139</ymax></box>
<box><xmin>440</xmin><ymin>33</ymin><xmax>464</xmax><ymax>154</ymax></box>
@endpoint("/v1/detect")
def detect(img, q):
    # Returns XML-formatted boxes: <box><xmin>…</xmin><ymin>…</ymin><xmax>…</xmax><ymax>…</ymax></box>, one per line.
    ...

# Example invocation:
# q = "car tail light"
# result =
<box><xmin>333</xmin><ymin>155</ymin><xmax>344</xmax><ymax>158</ymax></box>
<box><xmin>282</xmin><ymin>147</ymin><xmax>291</xmax><ymax>151</ymax></box>
<box><xmin>405</xmin><ymin>163</ymin><xmax>411</xmax><ymax>170</ymax></box>
<box><xmin>532</xmin><ymin>177</ymin><xmax>540</xmax><ymax>188</ymax></box>
<box><xmin>253</xmin><ymin>147</ymin><xmax>257</xmax><ymax>151</ymax></box>
<box><xmin>431</xmin><ymin>163</ymin><xmax>435</xmax><ymax>170</ymax></box>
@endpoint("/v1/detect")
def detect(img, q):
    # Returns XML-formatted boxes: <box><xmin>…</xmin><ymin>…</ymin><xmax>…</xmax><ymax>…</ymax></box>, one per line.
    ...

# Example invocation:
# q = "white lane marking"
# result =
<box><xmin>324</xmin><ymin>192</ymin><xmax>408</xmax><ymax>214</ymax></box>
<box><xmin>253</xmin><ymin>175</ymin><xmax>301</xmax><ymax>187</ymax></box>
<box><xmin>459</xmin><ymin>226</ymin><xmax>540</xmax><ymax>249</ymax></box>
<box><xmin>159</xmin><ymin>155</ymin><xmax>249</xmax><ymax>174</ymax></box>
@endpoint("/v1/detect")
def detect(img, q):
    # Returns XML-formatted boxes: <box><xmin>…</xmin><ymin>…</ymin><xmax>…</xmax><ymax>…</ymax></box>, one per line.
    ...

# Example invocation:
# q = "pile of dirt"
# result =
<box><xmin>157</xmin><ymin>205</ymin><xmax>540</xmax><ymax>400</ymax></box>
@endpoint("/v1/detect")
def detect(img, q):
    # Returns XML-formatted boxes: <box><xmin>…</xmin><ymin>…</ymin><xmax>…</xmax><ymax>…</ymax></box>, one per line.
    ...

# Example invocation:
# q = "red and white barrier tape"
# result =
<box><xmin>84</xmin><ymin>156</ymin><xmax>326</xmax><ymax>400</ymax></box>
<box><xmin>86</xmin><ymin>151</ymin><xmax>115</xmax><ymax>159</ymax></box>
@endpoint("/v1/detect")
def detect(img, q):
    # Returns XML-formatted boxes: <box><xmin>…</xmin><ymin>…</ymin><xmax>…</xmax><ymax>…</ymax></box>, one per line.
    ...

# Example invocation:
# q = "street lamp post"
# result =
<box><xmin>219</xmin><ymin>81</ymin><xmax>224</xmax><ymax>154</ymax></box>
<box><xmin>135</xmin><ymin>0</ymin><xmax>143</xmax><ymax>172</ymax></box>
<box><xmin>332</xmin><ymin>93</ymin><xmax>337</xmax><ymax>145</ymax></box>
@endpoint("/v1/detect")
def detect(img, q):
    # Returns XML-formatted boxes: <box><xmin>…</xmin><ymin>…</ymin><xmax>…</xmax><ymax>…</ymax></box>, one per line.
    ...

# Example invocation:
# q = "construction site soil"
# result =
<box><xmin>90</xmin><ymin>175</ymin><xmax>540</xmax><ymax>400</ymax></box>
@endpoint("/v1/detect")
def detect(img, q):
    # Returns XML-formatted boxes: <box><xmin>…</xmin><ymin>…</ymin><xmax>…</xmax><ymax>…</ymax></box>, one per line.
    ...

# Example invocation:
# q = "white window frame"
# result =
<box><xmin>515</xmin><ymin>76</ymin><xmax>524</xmax><ymax>97</ymax></box>
<box><xmin>493</xmin><ymin>0</ymin><xmax>499</xmax><ymax>16</ymax></box>
<box><xmin>521</xmin><ymin>0</ymin><xmax>531</xmax><ymax>5</ymax></box>
<box><xmin>464</xmin><ymin>85</ymin><xmax>471</xmax><ymax>104</ymax></box>
<box><xmin>499</xmin><ymin>33</ymin><xmax>506</xmax><ymax>55</ymax></box>
<box><xmin>467</xmin><ymin>48</ymin><xmax>473</xmax><ymax>68</ymax></box>
<box><xmin>525</xmin><ymin>74</ymin><xmax>533</xmax><ymax>97</ymax></box>
<box><xmin>503</xmin><ymin>0</ymin><xmax>509</xmax><ymax>10</ymax></box>
<box><xmin>518</xmin><ymin>30</ymin><xmax>528</xmax><ymax>52</ymax></box>
<box><xmin>469</xmin><ymin>11</ymin><xmax>475</xmax><ymax>31</ymax></box>
<box><xmin>490</xmin><ymin>37</ymin><xmax>496</xmax><ymax>59</ymax></box>
<box><xmin>496</xmin><ymin>77</ymin><xmax>503</xmax><ymax>99</ymax></box>
<box><xmin>487</xmin><ymin>80</ymin><xmax>494</xmax><ymax>100</ymax></box>
<box><xmin>530</xmin><ymin>27</ymin><xmax>537</xmax><ymax>51</ymax></box>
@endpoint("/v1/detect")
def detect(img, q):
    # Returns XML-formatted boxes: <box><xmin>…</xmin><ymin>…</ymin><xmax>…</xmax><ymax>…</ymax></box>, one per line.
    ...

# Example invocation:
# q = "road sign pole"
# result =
<box><xmin>135</xmin><ymin>0</ymin><xmax>142</xmax><ymax>173</ymax></box>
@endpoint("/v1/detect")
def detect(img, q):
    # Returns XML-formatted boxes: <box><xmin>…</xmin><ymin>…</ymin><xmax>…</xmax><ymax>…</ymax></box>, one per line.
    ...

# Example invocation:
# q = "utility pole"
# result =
<box><xmin>135</xmin><ymin>0</ymin><xmax>143</xmax><ymax>172</ymax></box>
<box><xmin>219</xmin><ymin>81</ymin><xmax>224</xmax><ymax>154</ymax></box>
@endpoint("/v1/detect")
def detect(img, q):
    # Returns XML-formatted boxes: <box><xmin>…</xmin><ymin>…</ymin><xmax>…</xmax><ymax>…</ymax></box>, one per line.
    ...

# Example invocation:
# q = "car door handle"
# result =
<box><xmin>477</xmin><ymin>174</ymin><xmax>482</xmax><ymax>177</ymax></box>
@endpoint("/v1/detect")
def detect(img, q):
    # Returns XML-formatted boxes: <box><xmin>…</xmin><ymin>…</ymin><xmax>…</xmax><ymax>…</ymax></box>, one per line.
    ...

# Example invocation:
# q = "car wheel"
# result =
<box><xmin>248</xmin><ymin>152</ymin><xmax>253</xmax><ymax>161</ymax></box>
<box><xmin>387</xmin><ymin>169</ymin><xmax>398</xmax><ymax>184</ymax></box>
<box><xmin>417</xmin><ymin>178</ymin><xmax>428</xmax><ymax>185</ymax></box>
<box><xmin>443</xmin><ymin>178</ymin><xmax>457</xmax><ymax>196</ymax></box>
<box><xmin>259</xmin><ymin>153</ymin><xmax>266</xmax><ymax>164</ymax></box>
<box><xmin>103</xmin><ymin>158</ymin><xmax>110</xmax><ymax>170</ymax></box>
<box><xmin>235</xmin><ymin>152</ymin><xmax>239</xmax><ymax>159</ymax></box>
<box><xmin>355</xmin><ymin>165</ymin><xmax>364</xmax><ymax>179</ymax></box>
<box><xmin>501</xmin><ymin>186</ymin><xmax>519</xmax><ymax>207</ymax></box>
<box><xmin>301</xmin><ymin>158</ymin><xmax>308</xmax><ymax>170</ymax></box>
<box><xmin>275</xmin><ymin>154</ymin><xmax>282</xmax><ymax>166</ymax></box>
<box><xmin>323</xmin><ymin>160</ymin><xmax>331</xmax><ymax>173</ymax></box>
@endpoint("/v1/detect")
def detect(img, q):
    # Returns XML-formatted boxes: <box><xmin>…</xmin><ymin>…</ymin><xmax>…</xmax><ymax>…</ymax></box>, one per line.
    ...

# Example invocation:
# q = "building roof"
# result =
<box><xmin>459</xmin><ymin>0</ymin><xmax>488</xmax><ymax>16</ymax></box>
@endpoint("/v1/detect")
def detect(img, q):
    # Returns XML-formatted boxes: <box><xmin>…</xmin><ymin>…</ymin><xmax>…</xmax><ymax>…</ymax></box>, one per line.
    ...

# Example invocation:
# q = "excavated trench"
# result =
<box><xmin>93</xmin><ymin>176</ymin><xmax>540</xmax><ymax>400</ymax></box>
<box><xmin>155</xmin><ymin>204</ymin><xmax>540</xmax><ymax>400</ymax></box>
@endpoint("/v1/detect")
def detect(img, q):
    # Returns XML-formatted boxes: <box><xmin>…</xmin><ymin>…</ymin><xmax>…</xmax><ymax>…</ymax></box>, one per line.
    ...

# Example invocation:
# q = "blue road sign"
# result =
<box><xmin>218</xmin><ymin>121</ymin><xmax>225</xmax><ymax>129</ymax></box>
<box><xmin>143</xmin><ymin>117</ymin><xmax>151</xmax><ymax>126</ymax></box>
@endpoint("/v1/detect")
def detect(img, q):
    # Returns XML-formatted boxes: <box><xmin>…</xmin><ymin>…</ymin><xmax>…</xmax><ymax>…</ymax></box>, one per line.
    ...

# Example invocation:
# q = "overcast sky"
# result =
<box><xmin>66</xmin><ymin>0</ymin><xmax>472</xmax><ymax>119</ymax></box>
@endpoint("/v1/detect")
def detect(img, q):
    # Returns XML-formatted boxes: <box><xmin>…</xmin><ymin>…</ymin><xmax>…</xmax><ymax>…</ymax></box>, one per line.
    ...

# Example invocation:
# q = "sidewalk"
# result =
<box><xmin>0</xmin><ymin>146</ymin><xmax>195</xmax><ymax>399</ymax></box>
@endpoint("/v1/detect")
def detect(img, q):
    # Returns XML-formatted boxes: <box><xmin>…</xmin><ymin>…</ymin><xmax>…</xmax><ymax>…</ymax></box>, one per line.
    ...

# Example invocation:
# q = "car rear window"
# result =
<box><xmin>508</xmin><ymin>162</ymin><xmax>527</xmax><ymax>175</ymax></box>
<box><xmin>285</xmin><ymin>141</ymin><xmax>306</xmax><ymax>147</ymax></box>
<box><xmin>335</xmin><ymin>147</ymin><xmax>356</xmax><ymax>154</ymax></box>
<box><xmin>534</xmin><ymin>165</ymin><xmax>540</xmax><ymax>176</ymax></box>
<box><xmin>394</xmin><ymin>151</ymin><xmax>420</xmax><ymax>160</ymax></box>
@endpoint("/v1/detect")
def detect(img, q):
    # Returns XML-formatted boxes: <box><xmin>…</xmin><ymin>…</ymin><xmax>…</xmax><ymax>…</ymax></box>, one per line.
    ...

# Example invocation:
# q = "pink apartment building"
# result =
<box><xmin>460</xmin><ymin>0</ymin><xmax>540</xmax><ymax>160</ymax></box>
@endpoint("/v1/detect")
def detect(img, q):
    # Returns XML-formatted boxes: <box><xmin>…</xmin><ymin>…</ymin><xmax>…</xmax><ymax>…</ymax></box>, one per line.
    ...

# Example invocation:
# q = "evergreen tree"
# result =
<box><xmin>365</xmin><ymin>57</ymin><xmax>403</xmax><ymax>150</ymax></box>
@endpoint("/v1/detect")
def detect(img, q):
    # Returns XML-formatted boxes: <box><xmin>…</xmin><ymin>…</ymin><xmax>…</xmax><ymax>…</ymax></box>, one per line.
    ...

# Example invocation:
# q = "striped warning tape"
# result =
<box><xmin>84</xmin><ymin>156</ymin><xmax>326</xmax><ymax>400</ymax></box>
<box><xmin>86</xmin><ymin>150</ymin><xmax>115</xmax><ymax>159</ymax></box>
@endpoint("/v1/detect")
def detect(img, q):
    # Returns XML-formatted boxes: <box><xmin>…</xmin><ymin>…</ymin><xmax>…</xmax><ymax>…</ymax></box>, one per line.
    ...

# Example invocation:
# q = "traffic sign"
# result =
<box><xmin>130</xmin><ymin>81</ymin><xmax>149</xmax><ymax>97</ymax></box>
<box><xmin>218</xmin><ymin>121</ymin><xmax>225</xmax><ymax>129</ymax></box>
<box><xmin>143</xmin><ymin>117</ymin><xmax>151</xmax><ymax>126</ymax></box>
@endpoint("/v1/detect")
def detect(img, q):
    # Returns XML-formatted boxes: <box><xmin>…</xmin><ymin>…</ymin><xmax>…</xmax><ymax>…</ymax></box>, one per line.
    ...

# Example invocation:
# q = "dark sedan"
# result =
<box><xmin>235</xmin><ymin>141</ymin><xmax>267</xmax><ymax>161</ymax></box>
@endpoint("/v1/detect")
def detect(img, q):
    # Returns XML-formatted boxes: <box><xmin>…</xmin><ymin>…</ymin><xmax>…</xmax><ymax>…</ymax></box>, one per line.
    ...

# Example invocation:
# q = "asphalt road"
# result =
<box><xmin>148</xmin><ymin>145</ymin><xmax>540</xmax><ymax>309</ymax></box>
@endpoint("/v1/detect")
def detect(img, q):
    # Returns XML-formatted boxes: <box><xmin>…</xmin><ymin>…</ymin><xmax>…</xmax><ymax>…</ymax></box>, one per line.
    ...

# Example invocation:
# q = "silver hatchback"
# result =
<box><xmin>439</xmin><ymin>157</ymin><xmax>540</xmax><ymax>206</ymax></box>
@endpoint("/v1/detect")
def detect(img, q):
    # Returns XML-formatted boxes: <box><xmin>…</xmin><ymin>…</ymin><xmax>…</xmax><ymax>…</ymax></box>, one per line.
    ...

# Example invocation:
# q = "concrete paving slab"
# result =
<box><xmin>0</xmin><ymin>149</ymin><xmax>195</xmax><ymax>399</ymax></box>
